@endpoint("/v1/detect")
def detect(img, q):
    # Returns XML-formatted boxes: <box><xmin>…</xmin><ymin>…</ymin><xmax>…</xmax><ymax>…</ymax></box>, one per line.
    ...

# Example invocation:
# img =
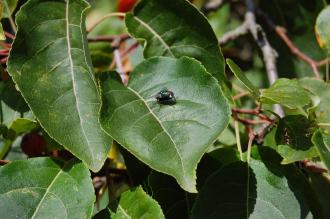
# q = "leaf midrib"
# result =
<box><xmin>133</xmin><ymin>16</ymin><xmax>175</xmax><ymax>57</ymax></box>
<box><xmin>126</xmin><ymin>86</ymin><xmax>186</xmax><ymax>177</ymax></box>
<box><xmin>65</xmin><ymin>0</ymin><xmax>95</xmax><ymax>166</ymax></box>
<box><xmin>30</xmin><ymin>165</ymin><xmax>68</xmax><ymax>218</ymax></box>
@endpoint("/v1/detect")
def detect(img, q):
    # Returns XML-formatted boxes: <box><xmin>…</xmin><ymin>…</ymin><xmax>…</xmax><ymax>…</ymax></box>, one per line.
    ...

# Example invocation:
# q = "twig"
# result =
<box><xmin>202</xmin><ymin>0</ymin><xmax>226</xmax><ymax>14</ymax></box>
<box><xmin>93</xmin><ymin>176</ymin><xmax>107</xmax><ymax>189</ymax></box>
<box><xmin>232</xmin><ymin>106</ymin><xmax>277</xmax><ymax>145</ymax></box>
<box><xmin>0</xmin><ymin>42</ymin><xmax>11</xmax><ymax>49</ymax></box>
<box><xmin>0</xmin><ymin>57</ymin><xmax>8</xmax><ymax>64</ymax></box>
<box><xmin>232</xmin><ymin>107</ymin><xmax>273</xmax><ymax>121</ymax></box>
<box><xmin>4</xmin><ymin>31</ymin><xmax>15</xmax><ymax>40</ymax></box>
<box><xmin>237</xmin><ymin>117</ymin><xmax>271</xmax><ymax>125</ymax></box>
<box><xmin>120</xmin><ymin>42</ymin><xmax>139</xmax><ymax>59</ymax></box>
<box><xmin>220</xmin><ymin>1</ymin><xmax>280</xmax><ymax>86</ymax></box>
<box><xmin>256</xmin><ymin>8</ymin><xmax>326</xmax><ymax>79</ymax></box>
<box><xmin>88</xmin><ymin>34</ymin><xmax>130</xmax><ymax>43</ymax></box>
<box><xmin>0</xmin><ymin>160</ymin><xmax>9</xmax><ymax>165</ymax></box>
<box><xmin>232</xmin><ymin>108</ymin><xmax>273</xmax><ymax>126</ymax></box>
<box><xmin>0</xmin><ymin>49</ymin><xmax>9</xmax><ymax>55</ymax></box>
<box><xmin>87</xmin><ymin>12</ymin><xmax>126</xmax><ymax>33</ymax></box>
<box><xmin>109</xmin><ymin>42</ymin><xmax>139</xmax><ymax>72</ymax></box>
<box><xmin>245</xmin><ymin>12</ymin><xmax>278</xmax><ymax>85</ymax></box>
<box><xmin>275</xmin><ymin>26</ymin><xmax>320</xmax><ymax>79</ymax></box>
<box><xmin>301</xmin><ymin>160</ymin><xmax>328</xmax><ymax>174</ymax></box>
<box><xmin>244</xmin><ymin>0</ymin><xmax>284</xmax><ymax>117</ymax></box>
<box><xmin>111</xmin><ymin>38</ymin><xmax>128</xmax><ymax>85</ymax></box>
<box><xmin>114</xmin><ymin>50</ymin><xmax>125</xmax><ymax>81</ymax></box>
<box><xmin>219</xmin><ymin>22</ymin><xmax>249</xmax><ymax>45</ymax></box>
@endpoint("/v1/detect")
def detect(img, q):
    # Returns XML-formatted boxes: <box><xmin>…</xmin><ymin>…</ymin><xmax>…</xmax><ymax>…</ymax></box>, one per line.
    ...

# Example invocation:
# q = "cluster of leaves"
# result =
<box><xmin>0</xmin><ymin>0</ymin><xmax>329</xmax><ymax>218</ymax></box>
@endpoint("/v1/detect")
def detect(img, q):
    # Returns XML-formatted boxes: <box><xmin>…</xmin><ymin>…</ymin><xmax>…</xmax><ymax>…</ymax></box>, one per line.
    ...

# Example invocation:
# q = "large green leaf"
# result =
<box><xmin>312</xmin><ymin>129</ymin><xmax>330</xmax><ymax>170</ymax></box>
<box><xmin>315</xmin><ymin>5</ymin><xmax>330</xmax><ymax>51</ymax></box>
<box><xmin>191</xmin><ymin>147</ymin><xmax>318</xmax><ymax>219</ymax></box>
<box><xmin>125</xmin><ymin>0</ymin><xmax>229</xmax><ymax>95</ymax></box>
<box><xmin>260</xmin><ymin>78</ymin><xmax>311</xmax><ymax>109</ymax></box>
<box><xmin>7</xmin><ymin>0</ymin><xmax>112</xmax><ymax>171</ymax></box>
<box><xmin>0</xmin><ymin>158</ymin><xmax>95</xmax><ymax>218</ymax></box>
<box><xmin>100</xmin><ymin>57</ymin><xmax>230</xmax><ymax>193</ymax></box>
<box><xmin>275</xmin><ymin>115</ymin><xmax>318</xmax><ymax>164</ymax></box>
<box><xmin>95</xmin><ymin>187</ymin><xmax>165</xmax><ymax>219</ymax></box>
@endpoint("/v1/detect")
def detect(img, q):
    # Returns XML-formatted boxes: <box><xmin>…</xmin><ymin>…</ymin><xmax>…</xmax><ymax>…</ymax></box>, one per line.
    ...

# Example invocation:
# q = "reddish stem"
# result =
<box><xmin>275</xmin><ymin>26</ymin><xmax>320</xmax><ymax>78</ymax></box>
<box><xmin>4</xmin><ymin>31</ymin><xmax>15</xmax><ymax>40</ymax></box>
<box><xmin>301</xmin><ymin>160</ymin><xmax>328</xmax><ymax>173</ymax></box>
<box><xmin>0</xmin><ymin>57</ymin><xmax>8</xmax><ymax>63</ymax></box>
<box><xmin>0</xmin><ymin>160</ymin><xmax>9</xmax><ymax>165</ymax></box>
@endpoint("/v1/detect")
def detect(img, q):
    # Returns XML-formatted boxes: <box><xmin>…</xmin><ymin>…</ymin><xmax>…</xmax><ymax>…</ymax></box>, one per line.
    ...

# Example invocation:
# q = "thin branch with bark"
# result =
<box><xmin>88</xmin><ymin>34</ymin><xmax>130</xmax><ymax>43</ymax></box>
<box><xmin>275</xmin><ymin>26</ymin><xmax>322</xmax><ymax>78</ymax></box>
<box><xmin>87</xmin><ymin>12</ymin><xmax>126</xmax><ymax>33</ymax></box>
<box><xmin>219</xmin><ymin>21</ymin><xmax>249</xmax><ymax>45</ymax></box>
<box><xmin>256</xmin><ymin>9</ymin><xmax>326</xmax><ymax>79</ymax></box>
<box><xmin>202</xmin><ymin>0</ymin><xmax>226</xmax><ymax>14</ymax></box>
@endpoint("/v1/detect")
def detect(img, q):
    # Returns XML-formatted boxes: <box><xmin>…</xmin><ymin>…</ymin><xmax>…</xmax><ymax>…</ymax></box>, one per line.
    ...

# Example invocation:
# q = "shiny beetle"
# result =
<box><xmin>155</xmin><ymin>88</ymin><xmax>176</xmax><ymax>105</ymax></box>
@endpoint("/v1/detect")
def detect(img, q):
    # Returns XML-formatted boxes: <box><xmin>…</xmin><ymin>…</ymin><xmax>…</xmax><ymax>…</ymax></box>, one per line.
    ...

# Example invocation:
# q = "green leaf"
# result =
<box><xmin>8</xmin><ymin>118</ymin><xmax>37</xmax><ymax>135</ymax></box>
<box><xmin>100</xmin><ymin>57</ymin><xmax>230</xmax><ymax>193</ymax></box>
<box><xmin>315</xmin><ymin>5</ymin><xmax>330</xmax><ymax>51</ymax></box>
<box><xmin>226</xmin><ymin>59</ymin><xmax>260</xmax><ymax>97</ymax></box>
<box><xmin>261</xmin><ymin>78</ymin><xmax>311</xmax><ymax>109</ymax></box>
<box><xmin>277</xmin><ymin>144</ymin><xmax>319</xmax><ymax>164</ymax></box>
<box><xmin>95</xmin><ymin>187</ymin><xmax>165</xmax><ymax>219</ymax></box>
<box><xmin>214</xmin><ymin>127</ymin><xmax>236</xmax><ymax>147</ymax></box>
<box><xmin>125</xmin><ymin>0</ymin><xmax>230</xmax><ymax>96</ymax></box>
<box><xmin>191</xmin><ymin>148</ymin><xmax>318</xmax><ymax>219</ymax></box>
<box><xmin>312</xmin><ymin>129</ymin><xmax>330</xmax><ymax>170</ymax></box>
<box><xmin>299</xmin><ymin>78</ymin><xmax>330</xmax><ymax>131</ymax></box>
<box><xmin>7</xmin><ymin>0</ymin><xmax>112</xmax><ymax>171</ymax></box>
<box><xmin>275</xmin><ymin>115</ymin><xmax>318</xmax><ymax>164</ymax></box>
<box><xmin>0</xmin><ymin>158</ymin><xmax>95</xmax><ymax>218</ymax></box>
<box><xmin>1</xmin><ymin>0</ymin><xmax>17</xmax><ymax>18</ymax></box>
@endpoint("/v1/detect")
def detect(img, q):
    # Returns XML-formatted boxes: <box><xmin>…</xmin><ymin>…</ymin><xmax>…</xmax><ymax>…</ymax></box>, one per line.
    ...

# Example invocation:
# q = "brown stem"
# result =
<box><xmin>301</xmin><ymin>160</ymin><xmax>328</xmax><ymax>174</ymax></box>
<box><xmin>275</xmin><ymin>26</ymin><xmax>320</xmax><ymax>79</ymax></box>
<box><xmin>4</xmin><ymin>31</ymin><xmax>15</xmax><ymax>40</ymax></box>
<box><xmin>120</xmin><ymin>42</ymin><xmax>139</xmax><ymax>59</ymax></box>
<box><xmin>0</xmin><ymin>57</ymin><xmax>8</xmax><ymax>63</ymax></box>
<box><xmin>87</xmin><ymin>13</ymin><xmax>126</xmax><ymax>33</ymax></box>
<box><xmin>232</xmin><ymin>108</ymin><xmax>273</xmax><ymax>123</ymax></box>
<box><xmin>87</xmin><ymin>34</ymin><xmax>130</xmax><ymax>43</ymax></box>
<box><xmin>0</xmin><ymin>42</ymin><xmax>11</xmax><ymax>49</ymax></box>
<box><xmin>0</xmin><ymin>160</ymin><xmax>9</xmax><ymax>165</ymax></box>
